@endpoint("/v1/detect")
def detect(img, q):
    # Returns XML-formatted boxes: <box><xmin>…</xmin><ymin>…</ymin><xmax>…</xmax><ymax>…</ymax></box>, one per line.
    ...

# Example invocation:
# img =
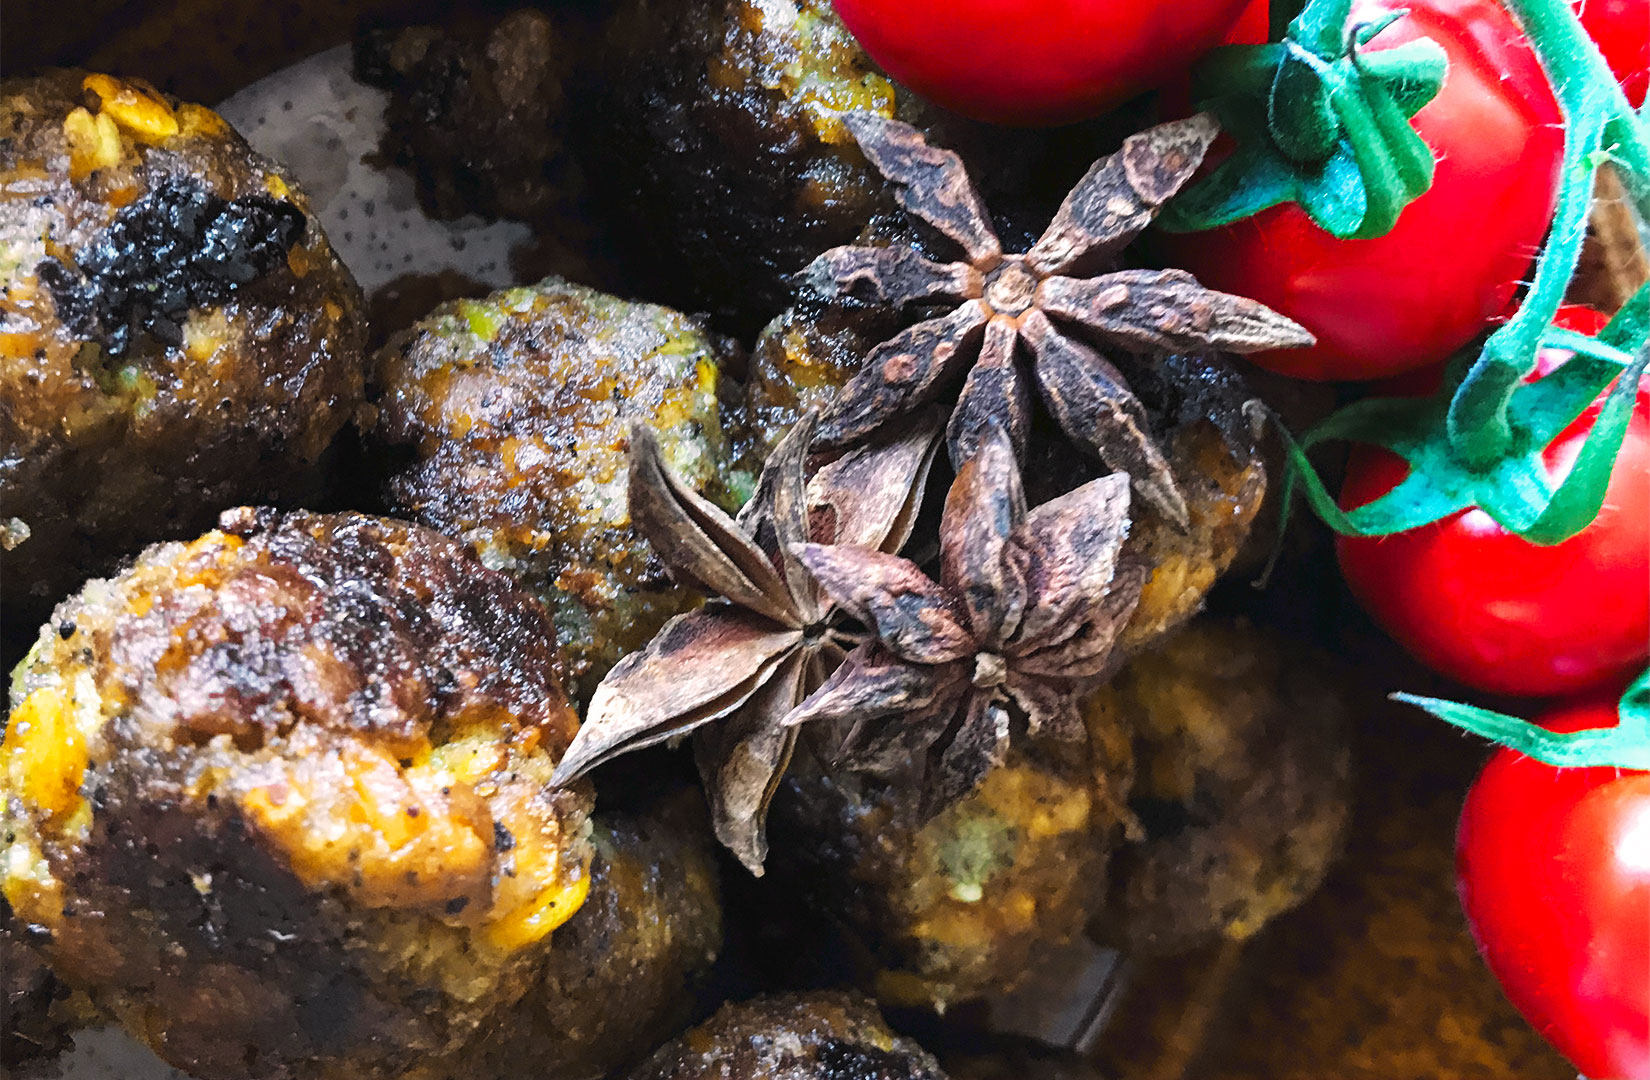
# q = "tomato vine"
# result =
<box><xmin>1167</xmin><ymin>0</ymin><xmax>1649</xmax><ymax>766</ymax></box>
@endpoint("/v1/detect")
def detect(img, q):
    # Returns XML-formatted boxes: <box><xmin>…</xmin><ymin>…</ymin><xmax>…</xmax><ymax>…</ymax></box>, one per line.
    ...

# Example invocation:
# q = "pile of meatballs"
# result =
<box><xmin>1</xmin><ymin>4</ymin><xmax>1355</xmax><ymax>1079</ymax></box>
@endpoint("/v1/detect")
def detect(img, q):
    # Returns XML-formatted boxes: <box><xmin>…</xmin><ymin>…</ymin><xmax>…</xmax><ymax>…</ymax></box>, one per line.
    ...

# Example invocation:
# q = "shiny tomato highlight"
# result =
<box><xmin>829</xmin><ymin>0</ymin><xmax>1257</xmax><ymax>125</ymax></box>
<box><xmin>1336</xmin><ymin>307</ymin><xmax>1650</xmax><ymax>697</ymax></box>
<box><xmin>1457</xmin><ymin>693</ymin><xmax>1650</xmax><ymax>1079</ymax></box>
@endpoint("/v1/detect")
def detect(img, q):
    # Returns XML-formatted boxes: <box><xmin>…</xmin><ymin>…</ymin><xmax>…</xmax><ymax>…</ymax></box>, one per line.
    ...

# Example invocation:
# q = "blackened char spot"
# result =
<box><xmin>816</xmin><ymin>1039</ymin><xmax>921</xmax><ymax>1080</ymax></box>
<box><xmin>37</xmin><ymin>177</ymin><xmax>305</xmax><ymax>357</ymax></box>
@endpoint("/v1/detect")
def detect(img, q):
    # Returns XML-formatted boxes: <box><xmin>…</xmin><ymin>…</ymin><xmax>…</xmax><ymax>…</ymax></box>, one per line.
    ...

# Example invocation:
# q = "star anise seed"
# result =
<box><xmin>552</xmin><ymin>412</ymin><xmax>942</xmax><ymax>872</ymax></box>
<box><xmin>784</xmin><ymin>424</ymin><xmax>1146</xmax><ymax>817</ymax></box>
<box><xmin>803</xmin><ymin>111</ymin><xmax>1314</xmax><ymax>528</ymax></box>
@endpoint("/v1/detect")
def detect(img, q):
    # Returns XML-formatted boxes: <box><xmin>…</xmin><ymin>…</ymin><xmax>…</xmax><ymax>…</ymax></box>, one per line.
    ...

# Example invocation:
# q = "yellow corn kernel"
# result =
<box><xmin>482</xmin><ymin>867</ymin><xmax>590</xmax><ymax>952</ymax></box>
<box><xmin>1</xmin><ymin>834</ymin><xmax>64</xmax><ymax>930</ymax></box>
<box><xmin>183</xmin><ymin>311</ymin><xmax>228</xmax><ymax>364</ymax></box>
<box><xmin>264</xmin><ymin>174</ymin><xmax>291</xmax><ymax>200</ymax></box>
<box><xmin>3</xmin><ymin>685</ymin><xmax>89</xmax><ymax>823</ymax></box>
<box><xmin>63</xmin><ymin>107</ymin><xmax>122</xmax><ymax>181</ymax></box>
<box><xmin>173</xmin><ymin>103</ymin><xmax>228</xmax><ymax>138</ymax></box>
<box><xmin>82</xmin><ymin>74</ymin><xmax>178</xmax><ymax>142</ymax></box>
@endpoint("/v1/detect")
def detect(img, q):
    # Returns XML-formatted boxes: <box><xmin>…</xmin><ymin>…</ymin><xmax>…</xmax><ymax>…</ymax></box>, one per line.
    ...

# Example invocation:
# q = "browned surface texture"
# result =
<box><xmin>1194</xmin><ymin>699</ymin><xmax>1574</xmax><ymax>1080</ymax></box>
<box><xmin>354</xmin><ymin>9</ymin><xmax>582</xmax><ymax>227</ymax></box>
<box><xmin>0</xmin><ymin>70</ymin><xmax>365</xmax><ymax>624</ymax></box>
<box><xmin>584</xmin><ymin>0</ymin><xmax>899</xmax><ymax>331</ymax></box>
<box><xmin>370</xmin><ymin>276</ymin><xmax>747</xmax><ymax>704</ymax></box>
<box><xmin>1087</xmin><ymin>620</ymin><xmax>1352</xmax><ymax>957</ymax></box>
<box><xmin>629</xmin><ymin>991</ymin><xmax>949</xmax><ymax>1080</ymax></box>
<box><xmin>1096</xmin><ymin>674</ymin><xmax>1574</xmax><ymax>1080</ymax></box>
<box><xmin>7</xmin><ymin>0</ymin><xmax>420</xmax><ymax>104</ymax></box>
<box><xmin>771</xmin><ymin>741</ymin><xmax>1117</xmax><ymax>1013</ymax></box>
<box><xmin>465</xmin><ymin>790</ymin><xmax>725</xmax><ymax>1080</ymax></box>
<box><xmin>1</xmin><ymin>509</ymin><xmax>593</xmax><ymax>1079</ymax></box>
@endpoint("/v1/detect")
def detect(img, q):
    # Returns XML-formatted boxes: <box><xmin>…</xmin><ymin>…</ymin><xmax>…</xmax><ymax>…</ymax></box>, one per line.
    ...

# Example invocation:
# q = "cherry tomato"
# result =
<box><xmin>1337</xmin><ymin>307</ymin><xmax>1650</xmax><ymax>697</ymax></box>
<box><xmin>1161</xmin><ymin>0</ymin><xmax>1564</xmax><ymax>381</ymax></box>
<box><xmin>1457</xmin><ymin>692</ymin><xmax>1650</xmax><ymax>1079</ymax></box>
<box><xmin>829</xmin><ymin>0</ymin><xmax>1257</xmax><ymax>125</ymax></box>
<box><xmin>1575</xmin><ymin>0</ymin><xmax>1649</xmax><ymax>107</ymax></box>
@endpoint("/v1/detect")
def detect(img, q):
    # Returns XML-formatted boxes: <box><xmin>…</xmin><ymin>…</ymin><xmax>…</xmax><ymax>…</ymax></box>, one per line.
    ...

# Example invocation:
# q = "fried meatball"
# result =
<box><xmin>354</xmin><ymin>9</ymin><xmax>584</xmax><ymax>227</ymax></box>
<box><xmin>1084</xmin><ymin>619</ymin><xmax>1353</xmax><ymax>955</ymax></box>
<box><xmin>463</xmin><ymin>788</ymin><xmax>725</xmax><ymax>1080</ymax></box>
<box><xmin>769</xmin><ymin>743</ymin><xmax>1126</xmax><ymax>1012</ymax></box>
<box><xmin>739</xmin><ymin>295</ymin><xmax>901</xmax><ymax>468</ymax></box>
<box><xmin>371</xmin><ymin>276</ymin><xmax>748</xmax><ymax>702</ymax></box>
<box><xmin>628</xmin><ymin>992</ymin><xmax>949</xmax><ymax>1080</ymax></box>
<box><xmin>1105</xmin><ymin>355</ymin><xmax>1268</xmax><ymax>655</ymax></box>
<box><xmin>0</xmin><ymin>70</ymin><xmax>366</xmax><ymax>621</ymax></box>
<box><xmin>585</xmin><ymin>0</ymin><xmax>1058</xmax><ymax>332</ymax></box>
<box><xmin>2</xmin><ymin>919</ymin><xmax>86</xmax><ymax>1074</ymax></box>
<box><xmin>0</xmin><ymin>509</ymin><xmax>593</xmax><ymax>1080</ymax></box>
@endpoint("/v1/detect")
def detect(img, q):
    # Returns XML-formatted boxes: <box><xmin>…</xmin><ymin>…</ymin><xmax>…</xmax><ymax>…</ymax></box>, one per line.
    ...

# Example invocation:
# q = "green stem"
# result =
<box><xmin>1394</xmin><ymin>693</ymin><xmax>1650</xmax><ymax>768</ymax></box>
<box><xmin>1289</xmin><ymin>0</ymin><xmax>1356</xmax><ymax>59</ymax></box>
<box><xmin>1447</xmin><ymin>0</ymin><xmax>1650</xmax><ymax>467</ymax></box>
<box><xmin>1395</xmin><ymin>669</ymin><xmax>1650</xmax><ymax>770</ymax></box>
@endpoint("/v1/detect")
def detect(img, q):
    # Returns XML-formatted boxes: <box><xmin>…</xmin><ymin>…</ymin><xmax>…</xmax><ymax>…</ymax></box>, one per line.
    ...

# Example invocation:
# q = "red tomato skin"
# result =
<box><xmin>1574</xmin><ymin>0</ymin><xmax>1650</xmax><ymax>107</ymax></box>
<box><xmin>1457</xmin><ymin>695</ymin><xmax>1650</xmax><ymax>1079</ymax></box>
<box><xmin>1161</xmin><ymin>0</ymin><xmax>1564</xmax><ymax>382</ymax></box>
<box><xmin>1336</xmin><ymin>313</ymin><xmax>1650</xmax><ymax>697</ymax></box>
<box><xmin>829</xmin><ymin>0</ymin><xmax>1255</xmax><ymax>125</ymax></box>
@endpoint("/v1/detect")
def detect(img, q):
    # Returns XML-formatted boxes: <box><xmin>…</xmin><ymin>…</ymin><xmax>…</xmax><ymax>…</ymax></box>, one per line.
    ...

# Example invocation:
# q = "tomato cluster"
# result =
<box><xmin>827</xmin><ymin>0</ymin><xmax>1649</xmax><ymax>1073</ymax></box>
<box><xmin>1338</xmin><ymin>307</ymin><xmax>1650</xmax><ymax>699</ymax></box>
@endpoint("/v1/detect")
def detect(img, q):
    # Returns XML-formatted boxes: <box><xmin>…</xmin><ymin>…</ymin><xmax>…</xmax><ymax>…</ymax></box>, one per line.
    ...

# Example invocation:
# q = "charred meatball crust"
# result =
<box><xmin>371</xmin><ymin>276</ymin><xmax>748</xmax><ymax>702</ymax></box>
<box><xmin>354</xmin><ymin>8</ymin><xmax>584</xmax><ymax>227</ymax></box>
<box><xmin>461</xmin><ymin>788</ymin><xmax>724</xmax><ymax>1080</ymax></box>
<box><xmin>0</xmin><ymin>70</ymin><xmax>366</xmax><ymax>620</ymax></box>
<box><xmin>770</xmin><ymin>741</ymin><xmax>1127</xmax><ymax>1012</ymax></box>
<box><xmin>1084</xmin><ymin>619</ymin><xmax>1353</xmax><ymax>954</ymax></box>
<box><xmin>0</xmin><ymin>509</ymin><xmax>593</xmax><ymax>1080</ymax></box>
<box><xmin>585</xmin><ymin>0</ymin><xmax>1060</xmax><ymax>332</ymax></box>
<box><xmin>628</xmin><ymin>991</ymin><xmax>948</xmax><ymax>1080</ymax></box>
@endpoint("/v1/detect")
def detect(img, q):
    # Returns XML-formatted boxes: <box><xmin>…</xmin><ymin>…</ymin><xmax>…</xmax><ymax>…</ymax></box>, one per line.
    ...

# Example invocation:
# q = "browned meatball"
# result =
<box><xmin>739</xmin><ymin>295</ymin><xmax>901</xmax><ymax>468</ymax></box>
<box><xmin>1084</xmin><ymin>619</ymin><xmax>1353</xmax><ymax>955</ymax></box>
<box><xmin>371</xmin><ymin>276</ymin><xmax>748</xmax><ymax>702</ymax></box>
<box><xmin>354</xmin><ymin>9</ymin><xmax>583</xmax><ymax>227</ymax></box>
<box><xmin>1103</xmin><ymin>355</ymin><xmax>1268</xmax><ymax>655</ymax></box>
<box><xmin>628</xmin><ymin>992</ymin><xmax>949</xmax><ymax>1080</ymax></box>
<box><xmin>770</xmin><ymin>741</ymin><xmax>1127</xmax><ymax>1012</ymax></box>
<box><xmin>0</xmin><ymin>70</ymin><xmax>366</xmax><ymax>621</ymax></box>
<box><xmin>0</xmin><ymin>509</ymin><xmax>593</xmax><ymax>1079</ymax></box>
<box><xmin>463</xmin><ymin>788</ymin><xmax>725</xmax><ymax>1080</ymax></box>
<box><xmin>584</xmin><ymin>0</ymin><xmax>1057</xmax><ymax>332</ymax></box>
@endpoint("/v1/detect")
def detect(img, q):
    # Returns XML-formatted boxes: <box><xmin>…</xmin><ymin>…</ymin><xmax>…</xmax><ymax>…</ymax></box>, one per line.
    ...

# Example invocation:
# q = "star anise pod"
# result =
<box><xmin>801</xmin><ymin>111</ymin><xmax>1313</xmax><ymax>526</ymax></box>
<box><xmin>551</xmin><ymin>413</ymin><xmax>941</xmax><ymax>871</ymax></box>
<box><xmin>785</xmin><ymin>424</ymin><xmax>1147</xmax><ymax>816</ymax></box>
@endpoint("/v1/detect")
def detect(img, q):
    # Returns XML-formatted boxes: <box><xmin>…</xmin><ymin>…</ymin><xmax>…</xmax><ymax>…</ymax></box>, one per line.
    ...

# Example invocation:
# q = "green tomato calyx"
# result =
<box><xmin>1158</xmin><ymin>0</ymin><xmax>1445</xmax><ymax>240</ymax></box>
